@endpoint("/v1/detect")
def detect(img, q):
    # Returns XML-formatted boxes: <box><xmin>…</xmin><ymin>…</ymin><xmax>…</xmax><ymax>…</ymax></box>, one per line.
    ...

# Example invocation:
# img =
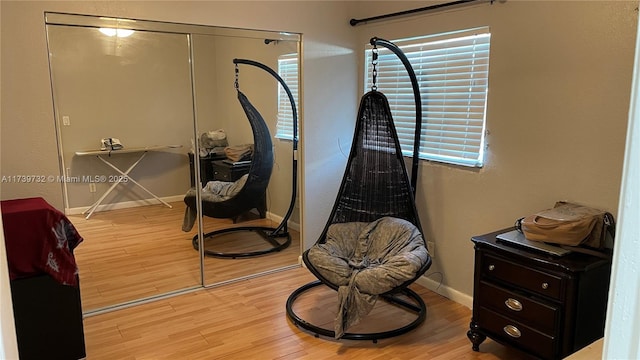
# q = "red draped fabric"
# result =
<box><xmin>2</xmin><ymin>197</ymin><xmax>83</xmax><ymax>286</ymax></box>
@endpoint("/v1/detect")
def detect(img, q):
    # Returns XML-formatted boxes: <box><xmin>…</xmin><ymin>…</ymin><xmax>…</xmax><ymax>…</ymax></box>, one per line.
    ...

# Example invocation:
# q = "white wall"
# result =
<box><xmin>0</xmin><ymin>3</ymin><xmax>17</xmax><ymax>356</ymax></box>
<box><xmin>47</xmin><ymin>25</ymin><xmax>193</xmax><ymax>209</ymax></box>
<box><xmin>3</xmin><ymin>0</ymin><xmax>638</xmax><ymax>357</ymax></box>
<box><xmin>0</xmin><ymin>0</ymin><xmax>359</xmax><ymax>248</ymax></box>
<box><xmin>353</xmin><ymin>0</ymin><xmax>637</xmax><ymax>305</ymax></box>
<box><xmin>1</xmin><ymin>0</ymin><xmax>358</xmax><ymax>355</ymax></box>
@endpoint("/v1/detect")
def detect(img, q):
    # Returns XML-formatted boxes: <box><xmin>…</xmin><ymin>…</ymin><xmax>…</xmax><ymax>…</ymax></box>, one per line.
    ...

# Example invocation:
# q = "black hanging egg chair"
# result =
<box><xmin>184</xmin><ymin>58</ymin><xmax>298</xmax><ymax>258</ymax></box>
<box><xmin>286</xmin><ymin>37</ymin><xmax>431</xmax><ymax>341</ymax></box>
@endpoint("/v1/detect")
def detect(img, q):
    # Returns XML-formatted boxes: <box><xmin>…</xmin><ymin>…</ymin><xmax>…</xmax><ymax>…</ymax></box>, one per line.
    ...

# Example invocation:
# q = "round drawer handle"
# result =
<box><xmin>488</xmin><ymin>264</ymin><xmax>495</xmax><ymax>271</ymax></box>
<box><xmin>505</xmin><ymin>298</ymin><xmax>523</xmax><ymax>312</ymax></box>
<box><xmin>503</xmin><ymin>324</ymin><xmax>522</xmax><ymax>338</ymax></box>
<box><xmin>541</xmin><ymin>282</ymin><xmax>549</xmax><ymax>290</ymax></box>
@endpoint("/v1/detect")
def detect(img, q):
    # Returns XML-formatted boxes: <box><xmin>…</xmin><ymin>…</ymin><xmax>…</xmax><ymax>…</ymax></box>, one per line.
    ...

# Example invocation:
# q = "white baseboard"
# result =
<box><xmin>416</xmin><ymin>275</ymin><xmax>473</xmax><ymax>309</ymax></box>
<box><xmin>266</xmin><ymin>211</ymin><xmax>300</xmax><ymax>232</ymax></box>
<box><xmin>65</xmin><ymin>195</ymin><xmax>185</xmax><ymax>215</ymax></box>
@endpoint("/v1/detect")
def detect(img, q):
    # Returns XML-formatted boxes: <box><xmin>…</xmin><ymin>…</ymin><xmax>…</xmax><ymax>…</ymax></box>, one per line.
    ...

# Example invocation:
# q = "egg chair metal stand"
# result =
<box><xmin>285</xmin><ymin>37</ymin><xmax>431</xmax><ymax>342</ymax></box>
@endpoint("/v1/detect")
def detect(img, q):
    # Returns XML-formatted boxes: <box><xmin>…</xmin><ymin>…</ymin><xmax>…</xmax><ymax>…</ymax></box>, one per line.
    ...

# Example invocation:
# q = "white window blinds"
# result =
<box><xmin>276</xmin><ymin>54</ymin><xmax>299</xmax><ymax>140</ymax></box>
<box><xmin>365</xmin><ymin>27</ymin><xmax>491</xmax><ymax>167</ymax></box>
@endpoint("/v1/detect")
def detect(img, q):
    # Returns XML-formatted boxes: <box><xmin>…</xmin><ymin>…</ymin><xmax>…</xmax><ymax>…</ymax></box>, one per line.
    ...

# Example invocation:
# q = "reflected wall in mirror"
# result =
<box><xmin>45</xmin><ymin>13</ymin><xmax>302</xmax><ymax>314</ymax></box>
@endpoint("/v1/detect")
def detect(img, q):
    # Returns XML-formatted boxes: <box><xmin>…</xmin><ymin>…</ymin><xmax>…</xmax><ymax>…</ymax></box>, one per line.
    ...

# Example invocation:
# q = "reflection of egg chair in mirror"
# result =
<box><xmin>286</xmin><ymin>37</ymin><xmax>432</xmax><ymax>341</ymax></box>
<box><xmin>183</xmin><ymin>58</ymin><xmax>298</xmax><ymax>258</ymax></box>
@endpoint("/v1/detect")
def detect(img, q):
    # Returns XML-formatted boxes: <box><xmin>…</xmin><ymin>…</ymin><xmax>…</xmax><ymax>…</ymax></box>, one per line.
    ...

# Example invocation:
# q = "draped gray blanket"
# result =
<box><xmin>182</xmin><ymin>175</ymin><xmax>248</xmax><ymax>232</ymax></box>
<box><xmin>307</xmin><ymin>217</ymin><xmax>428</xmax><ymax>339</ymax></box>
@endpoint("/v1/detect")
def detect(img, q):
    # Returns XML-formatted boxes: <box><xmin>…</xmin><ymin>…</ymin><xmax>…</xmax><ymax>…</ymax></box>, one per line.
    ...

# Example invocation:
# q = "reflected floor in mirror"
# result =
<box><xmin>69</xmin><ymin>201</ymin><xmax>300</xmax><ymax>311</ymax></box>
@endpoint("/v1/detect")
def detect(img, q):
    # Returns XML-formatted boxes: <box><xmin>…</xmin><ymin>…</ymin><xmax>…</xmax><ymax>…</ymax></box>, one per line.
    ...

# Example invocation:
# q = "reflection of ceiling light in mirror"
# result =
<box><xmin>99</xmin><ymin>28</ymin><xmax>134</xmax><ymax>37</ymax></box>
<box><xmin>99</xmin><ymin>17</ymin><xmax>136</xmax><ymax>23</ymax></box>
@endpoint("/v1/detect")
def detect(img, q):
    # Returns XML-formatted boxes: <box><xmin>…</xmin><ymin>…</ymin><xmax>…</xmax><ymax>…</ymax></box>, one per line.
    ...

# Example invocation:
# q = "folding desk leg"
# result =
<box><xmin>82</xmin><ymin>152</ymin><xmax>172</xmax><ymax>219</ymax></box>
<box><xmin>98</xmin><ymin>154</ymin><xmax>173</xmax><ymax>209</ymax></box>
<box><xmin>82</xmin><ymin>155</ymin><xmax>144</xmax><ymax>219</ymax></box>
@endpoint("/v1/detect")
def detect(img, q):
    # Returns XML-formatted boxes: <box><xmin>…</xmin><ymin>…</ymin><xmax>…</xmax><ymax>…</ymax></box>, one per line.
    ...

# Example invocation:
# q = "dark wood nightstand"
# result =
<box><xmin>211</xmin><ymin>160</ymin><xmax>251</xmax><ymax>182</ymax></box>
<box><xmin>211</xmin><ymin>160</ymin><xmax>266</xmax><ymax>221</ymax></box>
<box><xmin>188</xmin><ymin>152</ymin><xmax>225</xmax><ymax>186</ymax></box>
<box><xmin>467</xmin><ymin>228</ymin><xmax>611</xmax><ymax>360</ymax></box>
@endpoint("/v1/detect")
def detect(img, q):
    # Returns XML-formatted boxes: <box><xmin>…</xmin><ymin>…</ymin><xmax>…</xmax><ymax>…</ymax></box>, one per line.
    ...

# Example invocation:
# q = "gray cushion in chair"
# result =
<box><xmin>181</xmin><ymin>174</ymin><xmax>249</xmax><ymax>232</ymax></box>
<box><xmin>307</xmin><ymin>216</ymin><xmax>429</xmax><ymax>338</ymax></box>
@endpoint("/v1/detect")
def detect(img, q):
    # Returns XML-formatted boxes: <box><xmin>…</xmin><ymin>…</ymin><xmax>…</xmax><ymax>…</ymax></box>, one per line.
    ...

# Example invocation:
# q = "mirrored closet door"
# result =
<box><xmin>45</xmin><ymin>13</ymin><xmax>302</xmax><ymax>314</ymax></box>
<box><xmin>190</xmin><ymin>32</ymin><xmax>301</xmax><ymax>286</ymax></box>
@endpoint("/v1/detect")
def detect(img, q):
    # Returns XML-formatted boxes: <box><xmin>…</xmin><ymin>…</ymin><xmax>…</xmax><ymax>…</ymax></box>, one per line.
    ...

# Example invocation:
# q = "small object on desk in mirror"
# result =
<box><xmin>222</xmin><ymin>159</ymin><xmax>251</xmax><ymax>166</ymax></box>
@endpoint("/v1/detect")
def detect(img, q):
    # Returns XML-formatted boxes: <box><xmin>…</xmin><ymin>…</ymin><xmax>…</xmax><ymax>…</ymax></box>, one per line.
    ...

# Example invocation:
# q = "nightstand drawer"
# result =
<box><xmin>212</xmin><ymin>161</ymin><xmax>250</xmax><ymax>182</ymax></box>
<box><xmin>213</xmin><ymin>169</ymin><xmax>232</xmax><ymax>181</ymax></box>
<box><xmin>478</xmin><ymin>280</ymin><xmax>559</xmax><ymax>334</ymax></box>
<box><xmin>481</xmin><ymin>253</ymin><xmax>563</xmax><ymax>300</ymax></box>
<box><xmin>477</xmin><ymin>306</ymin><xmax>556</xmax><ymax>360</ymax></box>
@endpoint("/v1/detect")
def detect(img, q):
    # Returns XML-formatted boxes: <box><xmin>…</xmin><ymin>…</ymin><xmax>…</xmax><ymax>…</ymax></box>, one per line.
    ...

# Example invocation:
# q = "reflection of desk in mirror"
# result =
<box><xmin>188</xmin><ymin>152</ymin><xmax>226</xmax><ymax>187</ymax></box>
<box><xmin>74</xmin><ymin>145</ymin><xmax>183</xmax><ymax>219</ymax></box>
<box><xmin>188</xmin><ymin>157</ymin><xmax>265</xmax><ymax>221</ymax></box>
<box><xmin>211</xmin><ymin>160</ymin><xmax>267</xmax><ymax>220</ymax></box>
<box><xmin>212</xmin><ymin>160</ymin><xmax>251</xmax><ymax>182</ymax></box>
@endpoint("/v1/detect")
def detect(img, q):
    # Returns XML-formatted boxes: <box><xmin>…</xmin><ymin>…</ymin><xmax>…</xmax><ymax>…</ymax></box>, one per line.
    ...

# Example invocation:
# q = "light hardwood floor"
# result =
<box><xmin>83</xmin><ymin>267</ymin><xmax>535</xmax><ymax>359</ymax></box>
<box><xmin>69</xmin><ymin>201</ymin><xmax>300</xmax><ymax>311</ymax></box>
<box><xmin>72</xmin><ymin>202</ymin><xmax>533</xmax><ymax>359</ymax></box>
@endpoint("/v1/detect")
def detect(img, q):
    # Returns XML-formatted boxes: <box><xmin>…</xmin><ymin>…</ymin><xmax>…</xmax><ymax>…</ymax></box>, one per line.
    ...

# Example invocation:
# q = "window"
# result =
<box><xmin>365</xmin><ymin>27</ymin><xmax>491</xmax><ymax>167</ymax></box>
<box><xmin>276</xmin><ymin>54</ymin><xmax>299</xmax><ymax>140</ymax></box>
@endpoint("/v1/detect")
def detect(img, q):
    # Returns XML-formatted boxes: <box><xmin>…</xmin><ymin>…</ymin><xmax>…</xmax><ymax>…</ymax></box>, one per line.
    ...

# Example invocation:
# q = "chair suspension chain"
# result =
<box><xmin>371</xmin><ymin>44</ymin><xmax>378</xmax><ymax>92</ymax></box>
<box><xmin>234</xmin><ymin>63</ymin><xmax>239</xmax><ymax>90</ymax></box>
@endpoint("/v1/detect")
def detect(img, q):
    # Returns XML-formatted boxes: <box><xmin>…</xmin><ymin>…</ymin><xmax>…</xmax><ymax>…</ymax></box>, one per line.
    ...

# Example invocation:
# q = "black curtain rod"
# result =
<box><xmin>350</xmin><ymin>0</ymin><xmax>491</xmax><ymax>26</ymax></box>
